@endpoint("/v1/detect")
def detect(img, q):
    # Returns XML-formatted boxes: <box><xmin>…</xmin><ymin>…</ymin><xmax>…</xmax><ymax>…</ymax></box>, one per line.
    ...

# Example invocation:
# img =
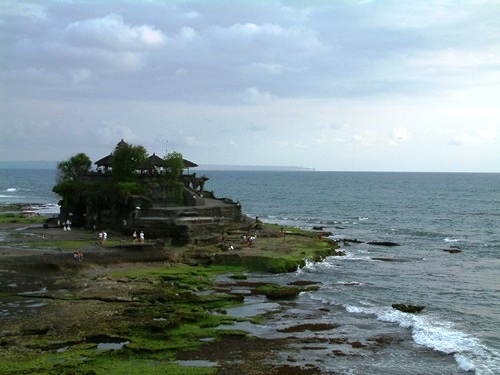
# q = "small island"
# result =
<box><xmin>52</xmin><ymin>139</ymin><xmax>245</xmax><ymax>245</ymax></box>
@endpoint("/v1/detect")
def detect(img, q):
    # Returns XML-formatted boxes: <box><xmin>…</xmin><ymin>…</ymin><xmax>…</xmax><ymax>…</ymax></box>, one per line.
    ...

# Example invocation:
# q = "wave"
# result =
<box><xmin>4</xmin><ymin>187</ymin><xmax>31</xmax><ymax>192</ymax></box>
<box><xmin>444</xmin><ymin>237</ymin><xmax>464</xmax><ymax>243</ymax></box>
<box><xmin>31</xmin><ymin>204</ymin><xmax>60</xmax><ymax>215</ymax></box>
<box><xmin>345</xmin><ymin>304</ymin><xmax>500</xmax><ymax>374</ymax></box>
<box><xmin>0</xmin><ymin>202</ymin><xmax>59</xmax><ymax>215</ymax></box>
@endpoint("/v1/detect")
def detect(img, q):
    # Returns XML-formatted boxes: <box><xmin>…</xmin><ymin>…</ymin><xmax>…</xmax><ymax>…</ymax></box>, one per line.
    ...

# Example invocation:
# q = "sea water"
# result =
<box><xmin>0</xmin><ymin>169</ymin><xmax>59</xmax><ymax>214</ymax></box>
<box><xmin>1</xmin><ymin>169</ymin><xmax>499</xmax><ymax>373</ymax></box>
<box><xmin>204</xmin><ymin>171</ymin><xmax>500</xmax><ymax>374</ymax></box>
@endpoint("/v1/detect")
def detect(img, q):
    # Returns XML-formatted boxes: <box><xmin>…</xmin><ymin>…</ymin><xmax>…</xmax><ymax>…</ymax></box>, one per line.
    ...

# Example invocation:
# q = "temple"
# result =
<box><xmin>59</xmin><ymin>140</ymin><xmax>244</xmax><ymax>245</ymax></box>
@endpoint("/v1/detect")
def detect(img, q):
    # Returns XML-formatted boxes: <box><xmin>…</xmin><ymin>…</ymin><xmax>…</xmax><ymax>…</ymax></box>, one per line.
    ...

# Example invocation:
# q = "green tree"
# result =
<box><xmin>163</xmin><ymin>151</ymin><xmax>184</xmax><ymax>181</ymax></box>
<box><xmin>112</xmin><ymin>143</ymin><xmax>148</xmax><ymax>182</ymax></box>
<box><xmin>55</xmin><ymin>153</ymin><xmax>92</xmax><ymax>183</ymax></box>
<box><xmin>52</xmin><ymin>153</ymin><xmax>92</xmax><ymax>208</ymax></box>
<box><xmin>164</xmin><ymin>151</ymin><xmax>185</xmax><ymax>204</ymax></box>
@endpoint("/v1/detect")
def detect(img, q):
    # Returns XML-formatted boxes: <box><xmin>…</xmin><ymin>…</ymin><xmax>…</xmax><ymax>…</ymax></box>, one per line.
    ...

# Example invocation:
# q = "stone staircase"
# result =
<box><xmin>130</xmin><ymin>196</ymin><xmax>243</xmax><ymax>245</ymax></box>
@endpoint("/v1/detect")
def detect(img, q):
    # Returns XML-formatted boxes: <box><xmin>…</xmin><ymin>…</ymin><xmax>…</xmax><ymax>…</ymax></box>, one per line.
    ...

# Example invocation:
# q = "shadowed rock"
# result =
<box><xmin>367</xmin><ymin>241</ymin><xmax>400</xmax><ymax>247</ymax></box>
<box><xmin>391</xmin><ymin>304</ymin><xmax>425</xmax><ymax>313</ymax></box>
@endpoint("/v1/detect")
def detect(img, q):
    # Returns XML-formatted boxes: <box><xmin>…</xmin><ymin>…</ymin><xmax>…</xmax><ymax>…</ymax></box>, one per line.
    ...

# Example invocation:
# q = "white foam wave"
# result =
<box><xmin>444</xmin><ymin>237</ymin><xmax>463</xmax><ymax>243</ymax></box>
<box><xmin>346</xmin><ymin>304</ymin><xmax>500</xmax><ymax>374</ymax></box>
<box><xmin>33</xmin><ymin>204</ymin><xmax>60</xmax><ymax>214</ymax></box>
<box><xmin>297</xmin><ymin>258</ymin><xmax>340</xmax><ymax>275</ymax></box>
<box><xmin>6</xmin><ymin>188</ymin><xmax>18</xmax><ymax>192</ymax></box>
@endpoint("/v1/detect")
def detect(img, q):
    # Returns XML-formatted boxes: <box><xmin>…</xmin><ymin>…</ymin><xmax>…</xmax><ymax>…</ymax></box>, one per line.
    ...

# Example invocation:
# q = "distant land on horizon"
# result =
<box><xmin>0</xmin><ymin>160</ymin><xmax>315</xmax><ymax>172</ymax></box>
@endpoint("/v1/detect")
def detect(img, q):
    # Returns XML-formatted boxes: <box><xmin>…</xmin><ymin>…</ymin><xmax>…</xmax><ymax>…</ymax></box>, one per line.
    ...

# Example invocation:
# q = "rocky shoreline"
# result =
<box><xmin>0</xmin><ymin>220</ymin><xmax>349</xmax><ymax>374</ymax></box>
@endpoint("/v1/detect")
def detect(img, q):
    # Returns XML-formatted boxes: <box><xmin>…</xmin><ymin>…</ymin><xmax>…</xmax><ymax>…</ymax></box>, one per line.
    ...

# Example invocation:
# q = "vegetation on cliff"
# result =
<box><xmin>50</xmin><ymin>141</ymin><xmax>192</xmax><ymax>232</ymax></box>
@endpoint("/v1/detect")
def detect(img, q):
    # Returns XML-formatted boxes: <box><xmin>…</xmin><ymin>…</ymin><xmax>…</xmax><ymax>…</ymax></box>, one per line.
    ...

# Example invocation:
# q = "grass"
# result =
<box><xmin>0</xmin><ymin>212</ymin><xmax>46</xmax><ymax>224</ymax></box>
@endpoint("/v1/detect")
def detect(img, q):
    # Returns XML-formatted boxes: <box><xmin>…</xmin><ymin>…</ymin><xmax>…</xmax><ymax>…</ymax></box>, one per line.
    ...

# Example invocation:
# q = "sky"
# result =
<box><xmin>1</xmin><ymin>0</ymin><xmax>499</xmax><ymax>172</ymax></box>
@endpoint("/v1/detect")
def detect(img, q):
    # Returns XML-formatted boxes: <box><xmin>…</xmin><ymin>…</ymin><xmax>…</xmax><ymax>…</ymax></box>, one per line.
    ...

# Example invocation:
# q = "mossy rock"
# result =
<box><xmin>256</xmin><ymin>284</ymin><xmax>301</xmax><ymax>300</ymax></box>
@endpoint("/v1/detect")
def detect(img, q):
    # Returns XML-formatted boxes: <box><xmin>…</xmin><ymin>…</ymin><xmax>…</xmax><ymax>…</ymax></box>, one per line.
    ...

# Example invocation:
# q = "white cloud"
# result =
<box><xmin>450</xmin><ymin>125</ymin><xmax>497</xmax><ymax>146</ymax></box>
<box><xmin>393</xmin><ymin>127</ymin><xmax>409</xmax><ymax>141</ymax></box>
<box><xmin>240</xmin><ymin>63</ymin><xmax>303</xmax><ymax>75</ymax></box>
<box><xmin>94</xmin><ymin>123</ymin><xmax>137</xmax><ymax>145</ymax></box>
<box><xmin>243</xmin><ymin>87</ymin><xmax>274</xmax><ymax>104</ymax></box>
<box><xmin>408</xmin><ymin>48</ymin><xmax>500</xmax><ymax>71</ymax></box>
<box><xmin>353</xmin><ymin>131</ymin><xmax>378</xmax><ymax>147</ymax></box>
<box><xmin>0</xmin><ymin>1</ymin><xmax>47</xmax><ymax>20</ymax></box>
<box><xmin>64</xmin><ymin>14</ymin><xmax>165</xmax><ymax>50</ymax></box>
<box><xmin>68</xmin><ymin>68</ymin><xmax>92</xmax><ymax>85</ymax></box>
<box><xmin>177</xmin><ymin>26</ymin><xmax>197</xmax><ymax>40</ymax></box>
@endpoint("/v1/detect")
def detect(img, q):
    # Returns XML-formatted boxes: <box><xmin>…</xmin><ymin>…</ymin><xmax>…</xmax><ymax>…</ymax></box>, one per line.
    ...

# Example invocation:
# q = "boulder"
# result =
<box><xmin>367</xmin><ymin>241</ymin><xmax>400</xmax><ymax>247</ymax></box>
<box><xmin>391</xmin><ymin>304</ymin><xmax>425</xmax><ymax>313</ymax></box>
<box><xmin>443</xmin><ymin>249</ymin><xmax>461</xmax><ymax>253</ymax></box>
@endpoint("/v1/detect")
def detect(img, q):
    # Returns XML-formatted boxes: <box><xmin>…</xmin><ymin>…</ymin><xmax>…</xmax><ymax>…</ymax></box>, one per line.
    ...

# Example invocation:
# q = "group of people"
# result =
<box><xmin>132</xmin><ymin>230</ymin><xmax>145</xmax><ymax>244</ymax></box>
<box><xmin>242</xmin><ymin>234</ymin><xmax>257</xmax><ymax>246</ymax></box>
<box><xmin>73</xmin><ymin>250</ymin><xmax>83</xmax><ymax>261</ymax></box>
<box><xmin>98</xmin><ymin>230</ymin><xmax>107</xmax><ymax>245</ymax></box>
<box><xmin>62</xmin><ymin>219</ymin><xmax>72</xmax><ymax>231</ymax></box>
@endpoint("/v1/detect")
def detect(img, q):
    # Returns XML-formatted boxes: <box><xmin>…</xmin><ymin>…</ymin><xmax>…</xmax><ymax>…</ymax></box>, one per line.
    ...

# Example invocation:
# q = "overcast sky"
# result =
<box><xmin>1</xmin><ymin>1</ymin><xmax>499</xmax><ymax>172</ymax></box>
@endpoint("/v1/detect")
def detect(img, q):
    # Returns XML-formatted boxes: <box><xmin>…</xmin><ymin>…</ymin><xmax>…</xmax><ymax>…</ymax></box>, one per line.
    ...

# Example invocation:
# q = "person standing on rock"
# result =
<box><xmin>139</xmin><ymin>231</ymin><xmax>144</xmax><ymax>244</ymax></box>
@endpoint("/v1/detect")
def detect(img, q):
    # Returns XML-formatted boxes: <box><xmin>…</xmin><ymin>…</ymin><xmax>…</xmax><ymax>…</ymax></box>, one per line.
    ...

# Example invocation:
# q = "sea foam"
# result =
<box><xmin>346</xmin><ymin>303</ymin><xmax>500</xmax><ymax>374</ymax></box>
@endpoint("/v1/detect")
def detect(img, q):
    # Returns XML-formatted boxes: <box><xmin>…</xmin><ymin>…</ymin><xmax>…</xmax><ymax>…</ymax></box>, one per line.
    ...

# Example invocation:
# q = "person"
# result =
<box><xmin>139</xmin><ymin>231</ymin><xmax>144</xmax><ymax>244</ymax></box>
<box><xmin>73</xmin><ymin>250</ymin><xmax>83</xmax><ymax>261</ymax></box>
<box><xmin>103</xmin><ymin>230</ymin><xmax>107</xmax><ymax>244</ymax></box>
<box><xmin>132</xmin><ymin>230</ymin><xmax>137</xmax><ymax>243</ymax></box>
<box><xmin>98</xmin><ymin>231</ymin><xmax>104</xmax><ymax>245</ymax></box>
<box><xmin>246</xmin><ymin>234</ymin><xmax>256</xmax><ymax>246</ymax></box>
<box><xmin>66</xmin><ymin>219</ymin><xmax>71</xmax><ymax>231</ymax></box>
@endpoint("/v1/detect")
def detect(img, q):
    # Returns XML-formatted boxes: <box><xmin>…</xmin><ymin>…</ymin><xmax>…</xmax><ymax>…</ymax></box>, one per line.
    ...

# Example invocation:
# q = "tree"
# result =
<box><xmin>55</xmin><ymin>153</ymin><xmax>92</xmax><ymax>183</ymax></box>
<box><xmin>112</xmin><ymin>143</ymin><xmax>148</xmax><ymax>182</ymax></box>
<box><xmin>163</xmin><ymin>151</ymin><xmax>184</xmax><ymax>181</ymax></box>
<box><xmin>164</xmin><ymin>151</ymin><xmax>185</xmax><ymax>204</ymax></box>
<box><xmin>52</xmin><ymin>153</ymin><xmax>92</xmax><ymax>209</ymax></box>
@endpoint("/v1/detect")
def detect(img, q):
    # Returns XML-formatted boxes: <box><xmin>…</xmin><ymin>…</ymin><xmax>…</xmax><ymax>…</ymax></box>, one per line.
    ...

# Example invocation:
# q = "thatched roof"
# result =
<box><xmin>94</xmin><ymin>140</ymin><xmax>198</xmax><ymax>171</ymax></box>
<box><xmin>183</xmin><ymin>159</ymin><xmax>198</xmax><ymax>168</ymax></box>
<box><xmin>140</xmin><ymin>154</ymin><xmax>198</xmax><ymax>171</ymax></box>
<box><xmin>94</xmin><ymin>153</ymin><xmax>113</xmax><ymax>167</ymax></box>
<box><xmin>140</xmin><ymin>153</ymin><xmax>164</xmax><ymax>171</ymax></box>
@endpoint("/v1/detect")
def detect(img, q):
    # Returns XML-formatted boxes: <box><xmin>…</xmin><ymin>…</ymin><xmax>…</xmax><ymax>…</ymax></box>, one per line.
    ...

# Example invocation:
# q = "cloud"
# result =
<box><xmin>243</xmin><ymin>87</ymin><xmax>274</xmax><ymax>104</ymax></box>
<box><xmin>393</xmin><ymin>127</ymin><xmax>409</xmax><ymax>140</ymax></box>
<box><xmin>1</xmin><ymin>1</ymin><xmax>499</xmax><ymax>172</ymax></box>
<box><xmin>64</xmin><ymin>14</ymin><xmax>165</xmax><ymax>50</ymax></box>
<box><xmin>450</xmin><ymin>125</ymin><xmax>497</xmax><ymax>146</ymax></box>
<box><xmin>353</xmin><ymin>131</ymin><xmax>378</xmax><ymax>147</ymax></box>
<box><xmin>94</xmin><ymin>123</ymin><xmax>137</xmax><ymax>145</ymax></box>
<box><xmin>239</xmin><ymin>63</ymin><xmax>303</xmax><ymax>75</ymax></box>
<box><xmin>0</xmin><ymin>1</ymin><xmax>47</xmax><ymax>20</ymax></box>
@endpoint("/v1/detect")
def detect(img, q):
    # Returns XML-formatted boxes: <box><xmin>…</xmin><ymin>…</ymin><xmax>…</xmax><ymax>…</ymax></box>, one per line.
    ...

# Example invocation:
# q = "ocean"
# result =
<box><xmin>1</xmin><ymin>168</ymin><xmax>499</xmax><ymax>374</ymax></box>
<box><xmin>0</xmin><ymin>169</ymin><xmax>59</xmax><ymax>214</ymax></box>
